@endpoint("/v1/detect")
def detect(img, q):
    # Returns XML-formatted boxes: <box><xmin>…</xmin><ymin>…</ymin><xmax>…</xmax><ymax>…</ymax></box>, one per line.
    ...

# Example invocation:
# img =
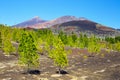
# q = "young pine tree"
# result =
<box><xmin>88</xmin><ymin>35</ymin><xmax>101</xmax><ymax>56</ymax></box>
<box><xmin>49</xmin><ymin>37</ymin><xmax>69</xmax><ymax>74</ymax></box>
<box><xmin>78</xmin><ymin>33</ymin><xmax>88</xmax><ymax>48</ymax></box>
<box><xmin>18</xmin><ymin>31</ymin><xmax>40</xmax><ymax>72</ymax></box>
<box><xmin>3</xmin><ymin>31</ymin><xmax>15</xmax><ymax>55</ymax></box>
<box><xmin>12</xmin><ymin>28</ymin><xmax>22</xmax><ymax>42</ymax></box>
<box><xmin>114</xmin><ymin>42</ymin><xmax>120</xmax><ymax>52</ymax></box>
<box><xmin>35</xmin><ymin>38</ymin><xmax>45</xmax><ymax>54</ymax></box>
<box><xmin>58</xmin><ymin>31</ymin><xmax>68</xmax><ymax>45</ymax></box>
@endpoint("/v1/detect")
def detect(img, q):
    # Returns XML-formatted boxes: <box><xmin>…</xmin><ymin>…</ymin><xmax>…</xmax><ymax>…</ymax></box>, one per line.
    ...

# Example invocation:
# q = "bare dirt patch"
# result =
<box><xmin>0</xmin><ymin>48</ymin><xmax>120</xmax><ymax>80</ymax></box>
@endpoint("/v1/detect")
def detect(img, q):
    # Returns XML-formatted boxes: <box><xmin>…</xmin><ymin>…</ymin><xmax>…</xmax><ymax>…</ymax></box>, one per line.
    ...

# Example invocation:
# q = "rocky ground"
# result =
<box><xmin>0</xmin><ymin>48</ymin><xmax>120</xmax><ymax>80</ymax></box>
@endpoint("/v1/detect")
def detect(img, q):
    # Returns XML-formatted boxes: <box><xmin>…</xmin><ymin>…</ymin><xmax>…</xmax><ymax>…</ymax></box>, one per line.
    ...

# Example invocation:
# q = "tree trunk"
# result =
<box><xmin>27</xmin><ymin>62</ymin><xmax>30</xmax><ymax>73</ymax></box>
<box><xmin>58</xmin><ymin>68</ymin><xmax>61</xmax><ymax>74</ymax></box>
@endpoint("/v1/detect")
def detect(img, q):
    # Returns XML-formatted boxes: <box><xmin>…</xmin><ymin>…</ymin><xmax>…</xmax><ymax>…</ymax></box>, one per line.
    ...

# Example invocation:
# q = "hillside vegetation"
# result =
<box><xmin>0</xmin><ymin>24</ymin><xmax>120</xmax><ymax>79</ymax></box>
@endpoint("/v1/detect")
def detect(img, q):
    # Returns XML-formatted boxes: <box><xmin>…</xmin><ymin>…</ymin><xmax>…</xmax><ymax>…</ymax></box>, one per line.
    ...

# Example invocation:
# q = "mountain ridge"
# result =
<box><xmin>12</xmin><ymin>15</ymin><xmax>120</xmax><ymax>36</ymax></box>
<box><xmin>13</xmin><ymin>16</ymin><xmax>47</xmax><ymax>27</ymax></box>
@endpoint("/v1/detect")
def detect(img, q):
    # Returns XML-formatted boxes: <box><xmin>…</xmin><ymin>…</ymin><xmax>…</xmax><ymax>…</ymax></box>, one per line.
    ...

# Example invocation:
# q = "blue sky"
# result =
<box><xmin>0</xmin><ymin>0</ymin><xmax>120</xmax><ymax>29</ymax></box>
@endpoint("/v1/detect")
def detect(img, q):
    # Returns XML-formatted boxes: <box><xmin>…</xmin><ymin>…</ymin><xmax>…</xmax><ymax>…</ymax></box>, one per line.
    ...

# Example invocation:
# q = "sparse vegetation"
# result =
<box><xmin>0</xmin><ymin>24</ymin><xmax>120</xmax><ymax>77</ymax></box>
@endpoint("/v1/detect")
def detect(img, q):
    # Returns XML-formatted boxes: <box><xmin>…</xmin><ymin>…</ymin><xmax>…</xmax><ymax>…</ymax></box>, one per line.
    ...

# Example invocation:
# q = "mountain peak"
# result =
<box><xmin>13</xmin><ymin>16</ymin><xmax>46</xmax><ymax>27</ymax></box>
<box><xmin>51</xmin><ymin>15</ymin><xmax>78</xmax><ymax>23</ymax></box>
<box><xmin>31</xmin><ymin>16</ymin><xmax>42</xmax><ymax>21</ymax></box>
<box><xmin>33</xmin><ymin>16</ymin><xmax>39</xmax><ymax>18</ymax></box>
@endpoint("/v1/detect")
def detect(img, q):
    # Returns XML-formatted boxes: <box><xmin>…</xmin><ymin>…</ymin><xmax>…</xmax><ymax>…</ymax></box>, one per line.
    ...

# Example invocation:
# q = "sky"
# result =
<box><xmin>0</xmin><ymin>0</ymin><xmax>120</xmax><ymax>29</ymax></box>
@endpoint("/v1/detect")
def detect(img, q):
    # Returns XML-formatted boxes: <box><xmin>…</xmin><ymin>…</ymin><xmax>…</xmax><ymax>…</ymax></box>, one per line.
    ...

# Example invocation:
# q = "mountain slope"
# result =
<box><xmin>50</xmin><ymin>19</ymin><xmax>116</xmax><ymax>36</ymax></box>
<box><xmin>13</xmin><ymin>16</ymin><xmax>47</xmax><ymax>27</ymax></box>
<box><xmin>31</xmin><ymin>16</ymin><xmax>79</xmax><ymax>29</ymax></box>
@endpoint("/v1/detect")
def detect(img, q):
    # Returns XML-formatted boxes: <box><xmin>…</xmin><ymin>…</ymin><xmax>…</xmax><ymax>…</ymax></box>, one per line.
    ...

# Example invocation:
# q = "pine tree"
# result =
<box><xmin>114</xmin><ymin>42</ymin><xmax>120</xmax><ymax>52</ymax></box>
<box><xmin>12</xmin><ymin>28</ymin><xmax>21</xmax><ymax>42</ymax></box>
<box><xmin>35</xmin><ymin>38</ymin><xmax>44</xmax><ymax>54</ymax></box>
<box><xmin>3</xmin><ymin>29</ymin><xmax>15</xmax><ymax>55</ymax></box>
<box><xmin>71</xmin><ymin>32</ymin><xmax>77</xmax><ymax>43</ymax></box>
<box><xmin>88</xmin><ymin>35</ymin><xmax>101</xmax><ymax>56</ymax></box>
<box><xmin>18</xmin><ymin>31</ymin><xmax>39</xmax><ymax>72</ymax></box>
<box><xmin>49</xmin><ymin>37</ymin><xmax>69</xmax><ymax>74</ymax></box>
<box><xmin>3</xmin><ymin>38</ymin><xmax>15</xmax><ymax>55</ymax></box>
<box><xmin>58</xmin><ymin>31</ymin><xmax>68</xmax><ymax>45</ymax></box>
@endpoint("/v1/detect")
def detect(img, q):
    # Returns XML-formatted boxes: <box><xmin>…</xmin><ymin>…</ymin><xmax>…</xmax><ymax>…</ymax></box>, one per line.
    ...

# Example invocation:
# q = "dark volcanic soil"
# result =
<box><xmin>0</xmin><ymin>48</ymin><xmax>120</xmax><ymax>80</ymax></box>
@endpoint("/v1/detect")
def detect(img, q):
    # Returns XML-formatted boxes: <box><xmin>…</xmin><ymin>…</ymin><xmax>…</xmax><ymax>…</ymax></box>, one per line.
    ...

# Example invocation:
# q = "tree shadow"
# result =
<box><xmin>56</xmin><ymin>70</ymin><xmax>68</xmax><ymax>75</ymax></box>
<box><xmin>22</xmin><ymin>70</ymin><xmax>41</xmax><ymax>75</ymax></box>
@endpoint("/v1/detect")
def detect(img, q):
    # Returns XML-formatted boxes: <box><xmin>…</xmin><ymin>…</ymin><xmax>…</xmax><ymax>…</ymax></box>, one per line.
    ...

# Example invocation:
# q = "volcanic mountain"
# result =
<box><xmin>31</xmin><ymin>16</ymin><xmax>79</xmax><ymax>29</ymax></box>
<box><xmin>50</xmin><ymin>19</ymin><xmax>118</xmax><ymax>36</ymax></box>
<box><xmin>13</xmin><ymin>15</ymin><xmax>120</xmax><ymax>36</ymax></box>
<box><xmin>13</xmin><ymin>16</ymin><xmax>47</xmax><ymax>28</ymax></box>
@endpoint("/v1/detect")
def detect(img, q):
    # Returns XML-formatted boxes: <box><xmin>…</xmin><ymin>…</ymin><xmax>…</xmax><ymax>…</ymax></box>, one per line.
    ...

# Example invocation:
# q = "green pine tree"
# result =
<box><xmin>88</xmin><ymin>35</ymin><xmax>101</xmax><ymax>56</ymax></box>
<box><xmin>49</xmin><ymin>37</ymin><xmax>69</xmax><ymax>74</ymax></box>
<box><xmin>3</xmin><ymin>30</ymin><xmax>15</xmax><ymax>55</ymax></box>
<box><xmin>18</xmin><ymin>31</ymin><xmax>40</xmax><ymax>72</ymax></box>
